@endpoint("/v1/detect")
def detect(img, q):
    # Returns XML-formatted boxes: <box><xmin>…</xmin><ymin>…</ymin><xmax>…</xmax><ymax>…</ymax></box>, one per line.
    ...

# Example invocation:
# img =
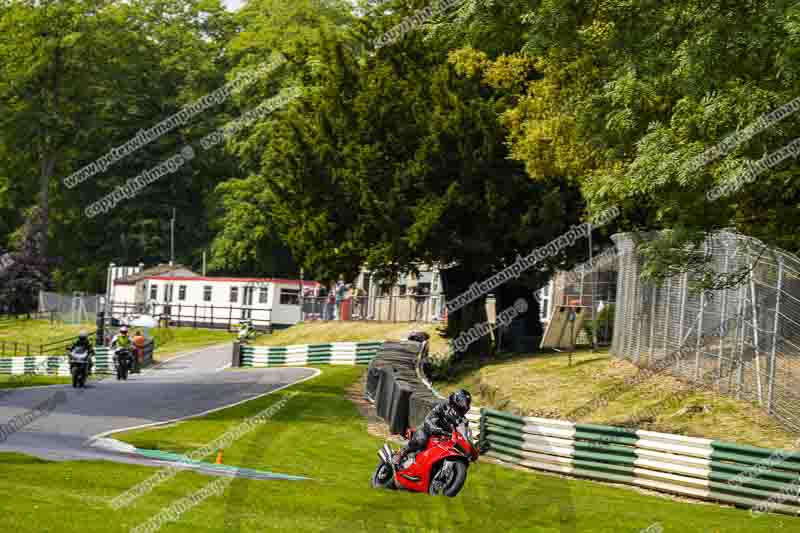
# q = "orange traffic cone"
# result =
<box><xmin>216</xmin><ymin>451</ymin><xmax>223</xmax><ymax>464</ymax></box>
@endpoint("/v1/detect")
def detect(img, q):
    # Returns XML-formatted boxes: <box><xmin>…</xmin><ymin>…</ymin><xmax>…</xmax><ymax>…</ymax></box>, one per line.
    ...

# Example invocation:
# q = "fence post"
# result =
<box><xmin>634</xmin><ymin>274</ymin><xmax>643</xmax><ymax>365</ymax></box>
<box><xmin>210</xmin><ymin>304</ymin><xmax>214</xmax><ymax>329</ymax></box>
<box><xmin>733</xmin><ymin>281</ymin><xmax>745</xmax><ymax>399</ymax></box>
<box><xmin>695</xmin><ymin>288</ymin><xmax>705</xmax><ymax>381</ymax></box>
<box><xmin>767</xmin><ymin>257</ymin><xmax>783</xmax><ymax>414</ymax></box>
<box><xmin>648</xmin><ymin>285</ymin><xmax>657</xmax><ymax>364</ymax></box>
<box><xmin>749</xmin><ymin>256</ymin><xmax>763</xmax><ymax>405</ymax></box>
<box><xmin>719</xmin><ymin>251</ymin><xmax>730</xmax><ymax>381</ymax></box>
<box><xmin>229</xmin><ymin>305</ymin><xmax>233</xmax><ymax>330</ymax></box>
<box><xmin>194</xmin><ymin>305</ymin><xmax>198</xmax><ymax>328</ymax></box>
<box><xmin>663</xmin><ymin>276</ymin><xmax>672</xmax><ymax>357</ymax></box>
<box><xmin>232</xmin><ymin>341</ymin><xmax>242</xmax><ymax>367</ymax></box>
<box><xmin>676</xmin><ymin>272</ymin><xmax>689</xmax><ymax>373</ymax></box>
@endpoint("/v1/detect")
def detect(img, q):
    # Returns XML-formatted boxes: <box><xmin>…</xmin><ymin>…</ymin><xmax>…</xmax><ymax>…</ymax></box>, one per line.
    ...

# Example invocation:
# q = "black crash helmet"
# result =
<box><xmin>448</xmin><ymin>389</ymin><xmax>472</xmax><ymax>417</ymax></box>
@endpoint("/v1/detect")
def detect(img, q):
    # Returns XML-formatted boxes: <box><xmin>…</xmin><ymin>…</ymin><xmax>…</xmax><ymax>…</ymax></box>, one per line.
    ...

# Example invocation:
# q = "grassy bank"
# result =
<box><xmin>254</xmin><ymin>321</ymin><xmax>450</xmax><ymax>354</ymax></box>
<box><xmin>437</xmin><ymin>349</ymin><xmax>799</xmax><ymax>449</ymax></box>
<box><xmin>0</xmin><ymin>375</ymin><xmax>71</xmax><ymax>388</ymax></box>
<box><xmin>0</xmin><ymin>319</ymin><xmax>95</xmax><ymax>353</ymax></box>
<box><xmin>1</xmin><ymin>366</ymin><xmax>797</xmax><ymax>531</ymax></box>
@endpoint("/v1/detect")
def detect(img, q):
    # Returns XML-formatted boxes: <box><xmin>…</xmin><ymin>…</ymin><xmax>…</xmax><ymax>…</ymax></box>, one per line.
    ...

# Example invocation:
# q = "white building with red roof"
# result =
<box><xmin>107</xmin><ymin>263</ymin><xmax>319</xmax><ymax>330</ymax></box>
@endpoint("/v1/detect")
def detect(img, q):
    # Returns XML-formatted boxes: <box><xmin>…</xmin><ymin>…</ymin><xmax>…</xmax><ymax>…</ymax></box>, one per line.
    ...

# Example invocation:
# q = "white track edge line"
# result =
<box><xmin>87</xmin><ymin>367</ymin><xmax>322</xmax><ymax>443</ymax></box>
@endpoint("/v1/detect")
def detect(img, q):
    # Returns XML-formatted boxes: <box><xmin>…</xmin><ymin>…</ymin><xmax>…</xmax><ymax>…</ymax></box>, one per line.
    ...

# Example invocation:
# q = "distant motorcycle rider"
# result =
<box><xmin>111</xmin><ymin>326</ymin><xmax>133</xmax><ymax>371</ymax></box>
<box><xmin>69</xmin><ymin>331</ymin><xmax>95</xmax><ymax>375</ymax></box>
<box><xmin>393</xmin><ymin>389</ymin><xmax>472</xmax><ymax>467</ymax></box>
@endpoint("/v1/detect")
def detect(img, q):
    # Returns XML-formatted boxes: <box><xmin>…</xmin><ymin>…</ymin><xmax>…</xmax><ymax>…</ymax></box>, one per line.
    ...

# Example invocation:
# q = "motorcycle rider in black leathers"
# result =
<box><xmin>393</xmin><ymin>389</ymin><xmax>472</xmax><ymax>467</ymax></box>
<box><xmin>69</xmin><ymin>331</ymin><xmax>95</xmax><ymax>375</ymax></box>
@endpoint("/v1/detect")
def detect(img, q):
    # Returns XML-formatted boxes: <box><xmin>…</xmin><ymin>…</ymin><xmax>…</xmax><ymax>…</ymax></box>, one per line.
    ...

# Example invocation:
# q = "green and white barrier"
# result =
<box><xmin>0</xmin><ymin>347</ymin><xmax>131</xmax><ymax>376</ymax></box>
<box><xmin>0</xmin><ymin>355</ymin><xmax>71</xmax><ymax>376</ymax></box>
<box><xmin>481</xmin><ymin>409</ymin><xmax>800</xmax><ymax>516</ymax></box>
<box><xmin>240</xmin><ymin>342</ymin><xmax>384</xmax><ymax>367</ymax></box>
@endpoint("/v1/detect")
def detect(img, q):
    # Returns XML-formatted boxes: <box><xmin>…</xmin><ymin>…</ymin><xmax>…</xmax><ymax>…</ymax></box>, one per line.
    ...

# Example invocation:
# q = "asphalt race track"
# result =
<box><xmin>0</xmin><ymin>344</ymin><xmax>316</xmax><ymax>470</ymax></box>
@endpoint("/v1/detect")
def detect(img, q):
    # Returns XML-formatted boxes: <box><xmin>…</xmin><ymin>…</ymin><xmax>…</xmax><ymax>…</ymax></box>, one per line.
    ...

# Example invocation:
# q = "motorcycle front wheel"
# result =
<box><xmin>428</xmin><ymin>459</ymin><xmax>467</xmax><ymax>497</ymax></box>
<box><xmin>371</xmin><ymin>462</ymin><xmax>396</xmax><ymax>490</ymax></box>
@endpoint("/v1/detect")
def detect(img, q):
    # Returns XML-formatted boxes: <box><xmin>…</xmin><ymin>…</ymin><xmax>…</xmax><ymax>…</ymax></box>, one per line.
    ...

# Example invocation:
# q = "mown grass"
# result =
<box><xmin>0</xmin><ymin>375</ymin><xmax>72</xmax><ymax>388</ymax></box>
<box><xmin>0</xmin><ymin>319</ymin><xmax>95</xmax><ymax>355</ymax></box>
<box><xmin>0</xmin><ymin>366</ymin><xmax>793</xmax><ymax>532</ymax></box>
<box><xmin>437</xmin><ymin>349</ymin><xmax>799</xmax><ymax>449</ymax></box>
<box><xmin>254</xmin><ymin>321</ymin><xmax>450</xmax><ymax>354</ymax></box>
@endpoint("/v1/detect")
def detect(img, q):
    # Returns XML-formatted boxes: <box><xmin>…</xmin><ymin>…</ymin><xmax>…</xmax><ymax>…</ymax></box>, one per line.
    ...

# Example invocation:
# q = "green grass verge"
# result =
<box><xmin>0</xmin><ymin>375</ymin><xmax>71</xmax><ymax>388</ymax></box>
<box><xmin>437</xmin><ymin>349</ymin><xmax>799</xmax><ymax>449</ymax></box>
<box><xmin>254</xmin><ymin>321</ymin><xmax>450</xmax><ymax>354</ymax></box>
<box><xmin>0</xmin><ymin>366</ymin><xmax>788</xmax><ymax>532</ymax></box>
<box><xmin>0</xmin><ymin>319</ymin><xmax>95</xmax><ymax>356</ymax></box>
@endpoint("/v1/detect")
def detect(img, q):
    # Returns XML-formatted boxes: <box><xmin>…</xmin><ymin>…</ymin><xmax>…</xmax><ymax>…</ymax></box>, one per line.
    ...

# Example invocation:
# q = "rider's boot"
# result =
<box><xmin>392</xmin><ymin>448</ymin><xmax>408</xmax><ymax>468</ymax></box>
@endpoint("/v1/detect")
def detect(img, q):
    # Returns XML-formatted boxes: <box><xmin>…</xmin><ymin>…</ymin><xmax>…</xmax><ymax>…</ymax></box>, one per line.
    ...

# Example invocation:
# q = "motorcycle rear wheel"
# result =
<box><xmin>428</xmin><ymin>460</ymin><xmax>467</xmax><ymax>497</ymax></box>
<box><xmin>371</xmin><ymin>462</ymin><xmax>396</xmax><ymax>490</ymax></box>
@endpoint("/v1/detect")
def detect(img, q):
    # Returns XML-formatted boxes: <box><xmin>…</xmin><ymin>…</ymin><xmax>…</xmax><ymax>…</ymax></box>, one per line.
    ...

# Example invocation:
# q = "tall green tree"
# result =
<box><xmin>218</xmin><ymin>4</ymin><xmax>586</xmax><ymax>357</ymax></box>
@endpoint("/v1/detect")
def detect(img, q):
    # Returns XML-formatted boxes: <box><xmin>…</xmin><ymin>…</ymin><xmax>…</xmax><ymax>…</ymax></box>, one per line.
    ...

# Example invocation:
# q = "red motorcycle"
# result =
<box><xmin>371</xmin><ymin>421</ymin><xmax>480</xmax><ymax>497</ymax></box>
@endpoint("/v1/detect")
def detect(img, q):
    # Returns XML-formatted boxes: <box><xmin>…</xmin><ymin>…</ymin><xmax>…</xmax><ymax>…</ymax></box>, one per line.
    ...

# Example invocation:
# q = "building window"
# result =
<box><xmin>259</xmin><ymin>288</ymin><xmax>268</xmax><ymax>304</ymax></box>
<box><xmin>178</xmin><ymin>285</ymin><xmax>187</xmax><ymax>301</ymax></box>
<box><xmin>150</xmin><ymin>285</ymin><xmax>158</xmax><ymax>301</ymax></box>
<box><xmin>398</xmin><ymin>285</ymin><xmax>407</xmax><ymax>296</ymax></box>
<box><xmin>280</xmin><ymin>288</ymin><xmax>300</xmax><ymax>305</ymax></box>
<box><xmin>203</xmin><ymin>286</ymin><xmax>212</xmax><ymax>302</ymax></box>
<box><xmin>230</xmin><ymin>287</ymin><xmax>239</xmax><ymax>303</ymax></box>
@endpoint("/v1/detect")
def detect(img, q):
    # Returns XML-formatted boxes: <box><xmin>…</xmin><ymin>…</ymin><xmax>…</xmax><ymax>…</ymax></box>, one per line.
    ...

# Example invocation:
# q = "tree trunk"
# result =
<box><xmin>440</xmin><ymin>264</ymin><xmax>491</xmax><ymax>361</ymax></box>
<box><xmin>495</xmin><ymin>283</ymin><xmax>542</xmax><ymax>353</ymax></box>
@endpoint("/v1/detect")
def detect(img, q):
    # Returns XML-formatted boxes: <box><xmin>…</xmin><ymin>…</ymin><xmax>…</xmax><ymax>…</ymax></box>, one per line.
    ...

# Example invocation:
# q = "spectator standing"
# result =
<box><xmin>132</xmin><ymin>330</ymin><xmax>146</xmax><ymax>372</ymax></box>
<box><xmin>334</xmin><ymin>280</ymin><xmax>347</xmax><ymax>320</ymax></box>
<box><xmin>324</xmin><ymin>286</ymin><xmax>335</xmax><ymax>321</ymax></box>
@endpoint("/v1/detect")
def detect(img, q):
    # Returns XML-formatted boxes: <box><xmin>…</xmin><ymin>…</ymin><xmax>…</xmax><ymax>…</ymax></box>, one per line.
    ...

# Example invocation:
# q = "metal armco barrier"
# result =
<box><xmin>238</xmin><ymin>342</ymin><xmax>384</xmax><ymax>367</ymax></box>
<box><xmin>482</xmin><ymin>408</ymin><xmax>800</xmax><ymax>515</ymax></box>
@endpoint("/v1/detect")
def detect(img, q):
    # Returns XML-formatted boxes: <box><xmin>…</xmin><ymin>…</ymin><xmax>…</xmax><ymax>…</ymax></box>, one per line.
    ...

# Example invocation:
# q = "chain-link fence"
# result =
<box><xmin>38</xmin><ymin>291</ymin><xmax>103</xmax><ymax>324</ymax></box>
<box><xmin>556</xmin><ymin>252</ymin><xmax>618</xmax><ymax>345</ymax></box>
<box><xmin>612</xmin><ymin>231</ymin><xmax>800</xmax><ymax>432</ymax></box>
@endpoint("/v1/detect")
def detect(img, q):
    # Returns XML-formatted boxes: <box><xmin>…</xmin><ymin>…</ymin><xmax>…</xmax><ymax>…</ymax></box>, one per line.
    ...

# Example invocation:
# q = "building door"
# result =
<box><xmin>242</xmin><ymin>286</ymin><xmax>254</xmax><ymax>320</ymax></box>
<box><xmin>163</xmin><ymin>283</ymin><xmax>173</xmax><ymax>317</ymax></box>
